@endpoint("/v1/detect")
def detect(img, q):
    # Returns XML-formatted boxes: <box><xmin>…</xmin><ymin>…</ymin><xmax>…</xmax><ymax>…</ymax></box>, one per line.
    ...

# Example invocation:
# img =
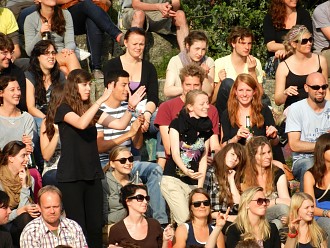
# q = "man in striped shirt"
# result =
<box><xmin>20</xmin><ymin>186</ymin><xmax>87</xmax><ymax>248</ymax></box>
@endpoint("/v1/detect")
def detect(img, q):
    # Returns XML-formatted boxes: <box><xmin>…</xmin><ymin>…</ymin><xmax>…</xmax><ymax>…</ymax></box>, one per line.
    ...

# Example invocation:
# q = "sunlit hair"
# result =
<box><xmin>243</xmin><ymin>136</ymin><xmax>276</xmax><ymax>195</ymax></box>
<box><xmin>227</xmin><ymin>26</ymin><xmax>254</xmax><ymax>47</ymax></box>
<box><xmin>269</xmin><ymin>0</ymin><xmax>295</xmax><ymax>30</ymax></box>
<box><xmin>0</xmin><ymin>32</ymin><xmax>14</xmax><ymax>52</ymax></box>
<box><xmin>232</xmin><ymin>186</ymin><xmax>270</xmax><ymax>241</ymax></box>
<box><xmin>29</xmin><ymin>40</ymin><xmax>61</xmax><ymax>109</ymax></box>
<box><xmin>38</xmin><ymin>185</ymin><xmax>62</xmax><ymax>204</ymax></box>
<box><xmin>179</xmin><ymin>63</ymin><xmax>205</xmax><ymax>84</ymax></box>
<box><xmin>103</xmin><ymin>146</ymin><xmax>131</xmax><ymax>173</ymax></box>
<box><xmin>184</xmin><ymin>30</ymin><xmax>208</xmax><ymax>49</ymax></box>
<box><xmin>227</xmin><ymin>74</ymin><xmax>263</xmax><ymax>128</ymax></box>
<box><xmin>61</xmin><ymin>69</ymin><xmax>98</xmax><ymax>125</ymax></box>
<box><xmin>44</xmin><ymin>84</ymin><xmax>64</xmax><ymax>140</ymax></box>
<box><xmin>310</xmin><ymin>133</ymin><xmax>330</xmax><ymax>188</ymax></box>
<box><xmin>0</xmin><ymin>190</ymin><xmax>10</xmax><ymax>209</ymax></box>
<box><xmin>124</xmin><ymin>27</ymin><xmax>146</xmax><ymax>41</ymax></box>
<box><xmin>188</xmin><ymin>188</ymin><xmax>212</xmax><ymax>223</ymax></box>
<box><xmin>184</xmin><ymin>89</ymin><xmax>208</xmax><ymax>113</ymax></box>
<box><xmin>213</xmin><ymin>143</ymin><xmax>246</xmax><ymax>206</ymax></box>
<box><xmin>289</xmin><ymin>192</ymin><xmax>326</xmax><ymax>248</ymax></box>
<box><xmin>0</xmin><ymin>76</ymin><xmax>18</xmax><ymax>105</ymax></box>
<box><xmin>120</xmin><ymin>184</ymin><xmax>148</xmax><ymax>213</ymax></box>
<box><xmin>283</xmin><ymin>25</ymin><xmax>311</xmax><ymax>56</ymax></box>
<box><xmin>37</xmin><ymin>4</ymin><xmax>66</xmax><ymax>35</ymax></box>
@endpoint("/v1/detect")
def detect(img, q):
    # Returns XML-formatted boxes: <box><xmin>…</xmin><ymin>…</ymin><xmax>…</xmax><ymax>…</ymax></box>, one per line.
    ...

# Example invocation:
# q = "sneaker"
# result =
<box><xmin>93</xmin><ymin>69</ymin><xmax>104</xmax><ymax>79</ymax></box>
<box><xmin>78</xmin><ymin>48</ymin><xmax>91</xmax><ymax>61</ymax></box>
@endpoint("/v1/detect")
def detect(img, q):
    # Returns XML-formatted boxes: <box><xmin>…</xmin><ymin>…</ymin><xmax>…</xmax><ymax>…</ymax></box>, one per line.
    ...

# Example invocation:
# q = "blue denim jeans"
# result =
<box><xmin>292</xmin><ymin>156</ymin><xmax>314</xmax><ymax>191</ymax></box>
<box><xmin>68</xmin><ymin>0</ymin><xmax>122</xmax><ymax>70</ymax></box>
<box><xmin>132</xmin><ymin>161</ymin><xmax>168</xmax><ymax>224</ymax></box>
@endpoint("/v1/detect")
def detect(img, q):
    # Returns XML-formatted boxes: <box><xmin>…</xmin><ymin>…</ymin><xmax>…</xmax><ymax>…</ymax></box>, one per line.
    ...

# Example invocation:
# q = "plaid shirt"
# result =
<box><xmin>20</xmin><ymin>216</ymin><xmax>87</xmax><ymax>248</ymax></box>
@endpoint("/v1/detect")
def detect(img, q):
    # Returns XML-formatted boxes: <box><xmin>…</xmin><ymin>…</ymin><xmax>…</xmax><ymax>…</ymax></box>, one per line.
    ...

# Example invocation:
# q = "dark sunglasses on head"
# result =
<box><xmin>296</xmin><ymin>37</ymin><xmax>314</xmax><ymax>45</ymax></box>
<box><xmin>306</xmin><ymin>84</ymin><xmax>329</xmax><ymax>91</ymax></box>
<box><xmin>113</xmin><ymin>156</ymin><xmax>134</xmax><ymax>164</ymax></box>
<box><xmin>251</xmin><ymin>198</ymin><xmax>270</xmax><ymax>206</ymax></box>
<box><xmin>127</xmin><ymin>194</ymin><xmax>150</xmax><ymax>202</ymax></box>
<box><xmin>192</xmin><ymin>200</ymin><xmax>210</xmax><ymax>208</ymax></box>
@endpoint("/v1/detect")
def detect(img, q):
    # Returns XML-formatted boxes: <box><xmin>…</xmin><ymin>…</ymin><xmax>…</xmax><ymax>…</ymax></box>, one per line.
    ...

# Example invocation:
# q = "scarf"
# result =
<box><xmin>0</xmin><ymin>165</ymin><xmax>32</xmax><ymax>209</ymax></box>
<box><xmin>173</xmin><ymin>109</ymin><xmax>213</xmax><ymax>144</ymax></box>
<box><xmin>178</xmin><ymin>51</ymin><xmax>207</xmax><ymax>67</ymax></box>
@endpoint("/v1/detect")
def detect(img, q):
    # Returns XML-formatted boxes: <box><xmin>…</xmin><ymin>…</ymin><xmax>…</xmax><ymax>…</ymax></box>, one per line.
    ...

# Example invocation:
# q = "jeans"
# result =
<box><xmin>292</xmin><ymin>156</ymin><xmax>314</xmax><ymax>191</ymax></box>
<box><xmin>266</xmin><ymin>204</ymin><xmax>289</xmax><ymax>230</ymax></box>
<box><xmin>68</xmin><ymin>0</ymin><xmax>122</xmax><ymax>70</ymax></box>
<box><xmin>42</xmin><ymin>169</ymin><xmax>58</xmax><ymax>186</ymax></box>
<box><xmin>215</xmin><ymin>78</ymin><xmax>234</xmax><ymax>115</ymax></box>
<box><xmin>316</xmin><ymin>217</ymin><xmax>330</xmax><ymax>248</ymax></box>
<box><xmin>132</xmin><ymin>161</ymin><xmax>168</xmax><ymax>224</ymax></box>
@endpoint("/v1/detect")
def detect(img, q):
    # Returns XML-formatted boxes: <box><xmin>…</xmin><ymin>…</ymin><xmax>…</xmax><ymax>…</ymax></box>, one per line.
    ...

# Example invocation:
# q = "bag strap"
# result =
<box><xmin>317</xmin><ymin>183</ymin><xmax>330</xmax><ymax>201</ymax></box>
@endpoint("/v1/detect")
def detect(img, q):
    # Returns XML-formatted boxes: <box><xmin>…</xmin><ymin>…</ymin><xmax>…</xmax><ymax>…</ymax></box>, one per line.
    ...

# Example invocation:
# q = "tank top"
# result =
<box><xmin>185</xmin><ymin>222</ymin><xmax>215</xmax><ymax>247</ymax></box>
<box><xmin>284</xmin><ymin>55</ymin><xmax>322</xmax><ymax>109</ymax></box>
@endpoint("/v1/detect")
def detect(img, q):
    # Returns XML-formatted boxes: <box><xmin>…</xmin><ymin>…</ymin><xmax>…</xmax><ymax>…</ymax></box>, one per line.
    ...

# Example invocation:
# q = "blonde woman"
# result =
<box><xmin>285</xmin><ymin>192</ymin><xmax>327</xmax><ymax>248</ymax></box>
<box><xmin>226</xmin><ymin>186</ymin><xmax>281</xmax><ymax>248</ymax></box>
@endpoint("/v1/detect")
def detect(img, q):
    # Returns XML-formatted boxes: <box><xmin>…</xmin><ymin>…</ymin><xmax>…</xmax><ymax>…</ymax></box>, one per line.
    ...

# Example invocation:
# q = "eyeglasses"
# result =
<box><xmin>306</xmin><ymin>84</ymin><xmax>329</xmax><ymax>91</ymax></box>
<box><xmin>296</xmin><ymin>37</ymin><xmax>314</xmax><ymax>45</ymax></box>
<box><xmin>0</xmin><ymin>50</ymin><xmax>14</xmax><ymax>56</ymax></box>
<box><xmin>113</xmin><ymin>156</ymin><xmax>134</xmax><ymax>164</ymax></box>
<box><xmin>127</xmin><ymin>194</ymin><xmax>150</xmax><ymax>202</ymax></box>
<box><xmin>251</xmin><ymin>198</ymin><xmax>270</xmax><ymax>206</ymax></box>
<box><xmin>42</xmin><ymin>51</ymin><xmax>56</xmax><ymax>56</ymax></box>
<box><xmin>192</xmin><ymin>200</ymin><xmax>211</xmax><ymax>208</ymax></box>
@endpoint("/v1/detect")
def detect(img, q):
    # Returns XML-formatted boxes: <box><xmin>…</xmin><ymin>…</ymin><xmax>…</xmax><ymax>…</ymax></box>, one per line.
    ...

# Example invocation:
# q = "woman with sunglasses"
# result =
<box><xmin>53</xmin><ymin>69</ymin><xmax>144</xmax><ymax>247</ymax></box>
<box><xmin>241</xmin><ymin>136</ymin><xmax>290</xmax><ymax>231</ymax></box>
<box><xmin>0</xmin><ymin>140</ymin><xmax>39</xmax><ymax>247</ymax></box>
<box><xmin>203</xmin><ymin>143</ymin><xmax>246</xmax><ymax>226</ymax></box>
<box><xmin>108</xmin><ymin>184</ymin><xmax>174</xmax><ymax>247</ymax></box>
<box><xmin>275</xmin><ymin>25</ymin><xmax>328</xmax><ymax>111</ymax></box>
<box><xmin>226</xmin><ymin>186</ymin><xmax>281</xmax><ymax>248</ymax></box>
<box><xmin>25</xmin><ymin>40</ymin><xmax>65</xmax><ymax>121</ymax></box>
<box><xmin>285</xmin><ymin>192</ymin><xmax>327</xmax><ymax>248</ymax></box>
<box><xmin>102</xmin><ymin>146</ymin><xmax>141</xmax><ymax>225</ymax></box>
<box><xmin>304</xmin><ymin>133</ymin><xmax>330</xmax><ymax>246</ymax></box>
<box><xmin>161</xmin><ymin>89</ymin><xmax>213</xmax><ymax>225</ymax></box>
<box><xmin>103</xmin><ymin>27</ymin><xmax>159</xmax><ymax>134</ymax></box>
<box><xmin>24</xmin><ymin>0</ymin><xmax>81</xmax><ymax>75</ymax></box>
<box><xmin>173</xmin><ymin>188</ymin><xmax>227</xmax><ymax>248</ymax></box>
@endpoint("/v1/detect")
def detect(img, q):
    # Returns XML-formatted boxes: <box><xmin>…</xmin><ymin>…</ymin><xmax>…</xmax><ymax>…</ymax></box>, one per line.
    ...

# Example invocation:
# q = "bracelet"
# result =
<box><xmin>287</xmin><ymin>230</ymin><xmax>298</xmax><ymax>239</ymax></box>
<box><xmin>127</xmin><ymin>108</ymin><xmax>139</xmax><ymax>118</ymax></box>
<box><xmin>127</xmin><ymin>104</ymin><xmax>136</xmax><ymax>111</ymax></box>
<box><xmin>144</xmin><ymin>110</ymin><xmax>153</xmax><ymax>116</ymax></box>
<box><xmin>323</xmin><ymin>209</ymin><xmax>330</xmax><ymax>217</ymax></box>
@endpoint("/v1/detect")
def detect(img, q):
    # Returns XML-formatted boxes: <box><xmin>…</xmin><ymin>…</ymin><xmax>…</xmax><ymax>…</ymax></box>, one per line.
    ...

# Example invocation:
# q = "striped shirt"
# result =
<box><xmin>20</xmin><ymin>216</ymin><xmax>87</xmax><ymax>248</ymax></box>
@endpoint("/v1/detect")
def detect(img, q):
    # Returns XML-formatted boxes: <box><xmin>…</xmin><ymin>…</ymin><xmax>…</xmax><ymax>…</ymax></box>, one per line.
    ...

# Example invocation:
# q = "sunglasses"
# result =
<box><xmin>192</xmin><ymin>200</ymin><xmax>210</xmax><ymax>208</ymax></box>
<box><xmin>306</xmin><ymin>84</ymin><xmax>329</xmax><ymax>91</ymax></box>
<box><xmin>251</xmin><ymin>198</ymin><xmax>270</xmax><ymax>206</ymax></box>
<box><xmin>296</xmin><ymin>37</ymin><xmax>314</xmax><ymax>45</ymax></box>
<box><xmin>113</xmin><ymin>156</ymin><xmax>134</xmax><ymax>164</ymax></box>
<box><xmin>127</xmin><ymin>194</ymin><xmax>150</xmax><ymax>202</ymax></box>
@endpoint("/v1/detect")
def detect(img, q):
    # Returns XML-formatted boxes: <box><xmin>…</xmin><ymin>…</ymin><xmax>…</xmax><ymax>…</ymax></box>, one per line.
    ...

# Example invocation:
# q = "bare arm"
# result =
<box><xmin>266</xmin><ymin>41</ymin><xmax>285</xmax><ymax>53</ymax></box>
<box><xmin>26</xmin><ymin>79</ymin><xmax>45</xmax><ymax>118</ymax></box>
<box><xmin>198</xmin><ymin>139</ymin><xmax>209</xmax><ymax>187</ymax></box>
<box><xmin>209</xmin><ymin>134</ymin><xmax>221</xmax><ymax>154</ymax></box>
<box><xmin>275</xmin><ymin>174</ymin><xmax>291</xmax><ymax>206</ymax></box>
<box><xmin>97</xmin><ymin>130</ymin><xmax>135</xmax><ymax>153</ymax></box>
<box><xmin>164</xmin><ymin>68</ymin><xmax>183</xmax><ymax>98</ymax></box>
<box><xmin>288</xmin><ymin>131</ymin><xmax>315</xmax><ymax>153</ymax></box>
<box><xmin>40</xmin><ymin>119</ymin><xmax>59</xmax><ymax>161</ymax></box>
<box><xmin>172</xmin><ymin>224</ymin><xmax>188</xmax><ymax>248</ymax></box>
<box><xmin>274</xmin><ymin>62</ymin><xmax>290</xmax><ymax>106</ymax></box>
<box><xmin>303</xmin><ymin>171</ymin><xmax>324</xmax><ymax>217</ymax></box>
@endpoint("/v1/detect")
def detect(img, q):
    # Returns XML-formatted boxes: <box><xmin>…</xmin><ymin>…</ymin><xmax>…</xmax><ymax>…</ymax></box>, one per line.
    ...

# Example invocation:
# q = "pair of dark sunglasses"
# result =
<box><xmin>192</xmin><ymin>200</ymin><xmax>210</xmax><ymax>208</ymax></box>
<box><xmin>127</xmin><ymin>194</ymin><xmax>150</xmax><ymax>202</ymax></box>
<box><xmin>296</xmin><ymin>37</ymin><xmax>314</xmax><ymax>45</ymax></box>
<box><xmin>306</xmin><ymin>84</ymin><xmax>329</xmax><ymax>91</ymax></box>
<box><xmin>113</xmin><ymin>156</ymin><xmax>134</xmax><ymax>164</ymax></box>
<box><xmin>251</xmin><ymin>198</ymin><xmax>270</xmax><ymax>206</ymax></box>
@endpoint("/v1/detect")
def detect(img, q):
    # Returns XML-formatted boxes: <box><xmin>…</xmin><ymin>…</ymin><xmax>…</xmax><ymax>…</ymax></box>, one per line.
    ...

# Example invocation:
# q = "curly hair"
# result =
<box><xmin>283</xmin><ymin>25</ymin><xmax>310</xmax><ymax>56</ymax></box>
<box><xmin>28</xmin><ymin>40</ymin><xmax>61</xmax><ymax>109</ymax></box>
<box><xmin>310</xmin><ymin>133</ymin><xmax>330</xmax><ymax>188</ymax></box>
<box><xmin>269</xmin><ymin>0</ymin><xmax>289</xmax><ymax>30</ymax></box>
<box><xmin>227</xmin><ymin>26</ymin><xmax>254</xmax><ymax>47</ymax></box>
<box><xmin>37</xmin><ymin>4</ymin><xmax>66</xmax><ymax>36</ymax></box>
<box><xmin>213</xmin><ymin>143</ymin><xmax>246</xmax><ymax>207</ymax></box>
<box><xmin>227</xmin><ymin>74</ymin><xmax>263</xmax><ymax>129</ymax></box>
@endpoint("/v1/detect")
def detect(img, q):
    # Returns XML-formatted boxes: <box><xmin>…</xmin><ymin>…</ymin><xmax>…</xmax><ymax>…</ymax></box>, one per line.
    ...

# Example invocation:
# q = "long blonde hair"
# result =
<box><xmin>289</xmin><ymin>192</ymin><xmax>327</xmax><ymax>248</ymax></box>
<box><xmin>233</xmin><ymin>186</ymin><xmax>271</xmax><ymax>241</ymax></box>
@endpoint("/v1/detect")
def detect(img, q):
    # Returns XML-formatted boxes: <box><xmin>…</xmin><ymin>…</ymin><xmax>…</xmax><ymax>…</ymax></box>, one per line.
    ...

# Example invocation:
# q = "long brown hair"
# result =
<box><xmin>188</xmin><ymin>188</ymin><xmax>212</xmax><ymax>224</ymax></box>
<box><xmin>37</xmin><ymin>4</ymin><xmax>66</xmax><ymax>36</ymax></box>
<box><xmin>213</xmin><ymin>143</ymin><xmax>246</xmax><ymax>206</ymax></box>
<box><xmin>227</xmin><ymin>74</ymin><xmax>263</xmax><ymax>128</ymax></box>
<box><xmin>269</xmin><ymin>0</ymin><xmax>293</xmax><ymax>30</ymax></box>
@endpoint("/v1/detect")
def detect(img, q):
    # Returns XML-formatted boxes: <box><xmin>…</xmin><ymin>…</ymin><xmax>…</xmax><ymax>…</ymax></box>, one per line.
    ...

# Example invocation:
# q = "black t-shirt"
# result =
<box><xmin>0</xmin><ymin>228</ymin><xmax>13</xmax><ymax>248</ymax></box>
<box><xmin>0</xmin><ymin>63</ymin><xmax>27</xmax><ymax>111</ymax></box>
<box><xmin>54</xmin><ymin>103</ymin><xmax>104</xmax><ymax>182</ymax></box>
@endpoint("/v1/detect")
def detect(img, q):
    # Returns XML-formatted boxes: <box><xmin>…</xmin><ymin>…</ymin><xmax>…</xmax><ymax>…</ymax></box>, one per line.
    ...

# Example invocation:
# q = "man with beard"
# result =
<box><xmin>286</xmin><ymin>72</ymin><xmax>330</xmax><ymax>191</ymax></box>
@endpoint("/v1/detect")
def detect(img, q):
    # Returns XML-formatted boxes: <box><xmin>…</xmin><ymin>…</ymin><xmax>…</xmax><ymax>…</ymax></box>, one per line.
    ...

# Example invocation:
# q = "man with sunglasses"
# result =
<box><xmin>286</xmin><ymin>72</ymin><xmax>330</xmax><ymax>191</ymax></box>
<box><xmin>96</xmin><ymin>69</ymin><xmax>169</xmax><ymax>227</ymax></box>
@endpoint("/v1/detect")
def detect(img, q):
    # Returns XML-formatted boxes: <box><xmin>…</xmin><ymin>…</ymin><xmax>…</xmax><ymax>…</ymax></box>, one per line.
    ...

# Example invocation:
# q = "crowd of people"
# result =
<box><xmin>1</xmin><ymin>0</ymin><xmax>330</xmax><ymax>247</ymax></box>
